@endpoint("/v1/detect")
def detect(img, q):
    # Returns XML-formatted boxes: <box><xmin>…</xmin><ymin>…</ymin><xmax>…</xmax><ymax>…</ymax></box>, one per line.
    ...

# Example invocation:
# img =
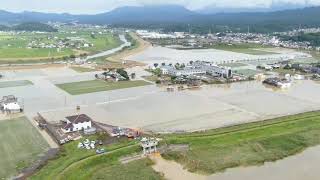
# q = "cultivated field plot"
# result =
<box><xmin>0</xmin><ymin>80</ymin><xmax>33</xmax><ymax>88</ymax></box>
<box><xmin>0</xmin><ymin>117</ymin><xmax>49</xmax><ymax>179</ymax></box>
<box><xmin>56</xmin><ymin>79</ymin><xmax>152</xmax><ymax>95</ymax></box>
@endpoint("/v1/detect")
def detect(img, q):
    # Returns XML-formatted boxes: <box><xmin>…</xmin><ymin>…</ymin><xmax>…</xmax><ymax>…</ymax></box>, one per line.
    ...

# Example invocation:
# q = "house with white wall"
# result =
<box><xmin>0</xmin><ymin>95</ymin><xmax>22</xmax><ymax>113</ymax></box>
<box><xmin>62</xmin><ymin>114</ymin><xmax>92</xmax><ymax>133</ymax></box>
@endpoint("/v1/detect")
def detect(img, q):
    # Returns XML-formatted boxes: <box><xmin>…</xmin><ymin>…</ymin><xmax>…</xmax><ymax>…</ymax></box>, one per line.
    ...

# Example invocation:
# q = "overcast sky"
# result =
<box><xmin>1</xmin><ymin>0</ymin><xmax>320</xmax><ymax>14</ymax></box>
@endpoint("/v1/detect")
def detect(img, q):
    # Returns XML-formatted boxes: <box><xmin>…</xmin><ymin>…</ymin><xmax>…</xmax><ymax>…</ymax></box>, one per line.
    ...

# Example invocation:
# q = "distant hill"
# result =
<box><xmin>79</xmin><ymin>5</ymin><xmax>197</xmax><ymax>24</ymax></box>
<box><xmin>12</xmin><ymin>22</ymin><xmax>57</xmax><ymax>32</ymax></box>
<box><xmin>0</xmin><ymin>10</ymin><xmax>76</xmax><ymax>24</ymax></box>
<box><xmin>1</xmin><ymin>5</ymin><xmax>320</xmax><ymax>33</ymax></box>
<box><xmin>197</xmin><ymin>3</ymin><xmax>309</xmax><ymax>14</ymax></box>
<box><xmin>0</xmin><ymin>22</ymin><xmax>57</xmax><ymax>32</ymax></box>
<box><xmin>0</xmin><ymin>24</ymin><xmax>9</xmax><ymax>31</ymax></box>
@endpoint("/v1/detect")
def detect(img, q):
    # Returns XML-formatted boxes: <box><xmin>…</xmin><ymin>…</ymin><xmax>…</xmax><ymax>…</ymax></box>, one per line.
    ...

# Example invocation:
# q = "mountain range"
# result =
<box><xmin>1</xmin><ymin>5</ymin><xmax>320</xmax><ymax>32</ymax></box>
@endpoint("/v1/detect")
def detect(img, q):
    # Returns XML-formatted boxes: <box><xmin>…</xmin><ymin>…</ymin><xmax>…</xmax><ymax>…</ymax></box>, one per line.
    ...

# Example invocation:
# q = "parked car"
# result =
<box><xmin>96</xmin><ymin>148</ymin><xmax>106</xmax><ymax>154</ymax></box>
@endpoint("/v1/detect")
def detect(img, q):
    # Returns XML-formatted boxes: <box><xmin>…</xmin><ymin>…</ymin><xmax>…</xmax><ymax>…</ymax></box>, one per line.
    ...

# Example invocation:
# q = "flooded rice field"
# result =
<box><xmin>125</xmin><ymin>46</ymin><xmax>309</xmax><ymax>65</ymax></box>
<box><xmin>1</xmin><ymin>66</ymin><xmax>320</xmax><ymax>133</ymax></box>
<box><xmin>36</xmin><ymin>69</ymin><xmax>320</xmax><ymax>133</ymax></box>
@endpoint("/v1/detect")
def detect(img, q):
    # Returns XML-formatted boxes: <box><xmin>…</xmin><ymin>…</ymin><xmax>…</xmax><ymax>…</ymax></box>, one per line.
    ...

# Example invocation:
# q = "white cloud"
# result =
<box><xmin>1</xmin><ymin>0</ymin><xmax>320</xmax><ymax>14</ymax></box>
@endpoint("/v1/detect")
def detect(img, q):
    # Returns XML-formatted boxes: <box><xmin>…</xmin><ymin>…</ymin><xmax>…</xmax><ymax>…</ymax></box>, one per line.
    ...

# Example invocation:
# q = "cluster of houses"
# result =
<box><xmin>139</xmin><ymin>27</ymin><xmax>320</xmax><ymax>52</ymax></box>
<box><xmin>136</xmin><ymin>30</ymin><xmax>185</xmax><ymax>39</ymax></box>
<box><xmin>290</xmin><ymin>64</ymin><xmax>320</xmax><ymax>74</ymax></box>
<box><xmin>27</xmin><ymin>36</ymin><xmax>94</xmax><ymax>50</ymax></box>
<box><xmin>0</xmin><ymin>95</ymin><xmax>23</xmax><ymax>114</ymax></box>
<box><xmin>95</xmin><ymin>70</ymin><xmax>127</xmax><ymax>82</ymax></box>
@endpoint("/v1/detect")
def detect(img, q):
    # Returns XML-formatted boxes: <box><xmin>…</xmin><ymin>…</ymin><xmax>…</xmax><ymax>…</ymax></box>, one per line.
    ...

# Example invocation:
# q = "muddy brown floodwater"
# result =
<box><xmin>150</xmin><ymin>155</ymin><xmax>206</xmax><ymax>180</ymax></box>
<box><xmin>208</xmin><ymin>145</ymin><xmax>320</xmax><ymax>180</ymax></box>
<box><xmin>151</xmin><ymin>146</ymin><xmax>320</xmax><ymax>180</ymax></box>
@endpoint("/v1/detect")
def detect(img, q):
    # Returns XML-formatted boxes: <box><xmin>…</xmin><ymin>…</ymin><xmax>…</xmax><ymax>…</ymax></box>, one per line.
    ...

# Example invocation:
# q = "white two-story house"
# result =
<box><xmin>62</xmin><ymin>114</ymin><xmax>92</xmax><ymax>133</ymax></box>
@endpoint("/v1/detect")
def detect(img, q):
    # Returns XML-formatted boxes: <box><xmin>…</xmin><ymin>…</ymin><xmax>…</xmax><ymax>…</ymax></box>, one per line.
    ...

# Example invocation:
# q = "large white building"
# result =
<box><xmin>62</xmin><ymin>114</ymin><xmax>92</xmax><ymax>133</ymax></box>
<box><xmin>193</xmin><ymin>61</ymin><xmax>232</xmax><ymax>78</ymax></box>
<box><xmin>160</xmin><ymin>61</ymin><xmax>232</xmax><ymax>78</ymax></box>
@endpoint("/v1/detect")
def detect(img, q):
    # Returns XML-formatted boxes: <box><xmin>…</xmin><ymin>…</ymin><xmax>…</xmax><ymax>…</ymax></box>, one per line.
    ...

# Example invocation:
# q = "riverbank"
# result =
<box><xmin>209</xmin><ymin>145</ymin><xmax>320</xmax><ymax>180</ymax></box>
<box><xmin>27</xmin><ymin>111</ymin><xmax>320</xmax><ymax>179</ymax></box>
<box><xmin>107</xmin><ymin>32</ymin><xmax>150</xmax><ymax>63</ymax></box>
<box><xmin>161</xmin><ymin>111</ymin><xmax>320</xmax><ymax>175</ymax></box>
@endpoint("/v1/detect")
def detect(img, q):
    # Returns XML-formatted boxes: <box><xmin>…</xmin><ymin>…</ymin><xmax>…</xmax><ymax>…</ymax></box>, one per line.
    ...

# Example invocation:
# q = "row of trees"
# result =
<box><xmin>153</xmin><ymin>62</ymin><xmax>193</xmax><ymax>70</ymax></box>
<box><xmin>96</xmin><ymin>68</ymin><xmax>135</xmax><ymax>81</ymax></box>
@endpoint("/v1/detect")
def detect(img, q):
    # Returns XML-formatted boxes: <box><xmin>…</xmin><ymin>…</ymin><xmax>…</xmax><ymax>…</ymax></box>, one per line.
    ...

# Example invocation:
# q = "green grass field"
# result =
<box><xmin>30</xmin><ymin>135</ymin><xmax>163</xmax><ymax>180</ymax></box>
<box><xmin>56</xmin><ymin>80</ymin><xmax>151</xmax><ymax>95</ymax></box>
<box><xmin>0</xmin><ymin>48</ymin><xmax>73</xmax><ymax>60</ymax></box>
<box><xmin>90</xmin><ymin>158</ymin><xmax>162</xmax><ymax>180</ymax></box>
<box><xmin>0</xmin><ymin>32</ymin><xmax>121</xmax><ymax>61</ymax></box>
<box><xmin>211</xmin><ymin>43</ymin><xmax>278</xmax><ymax>55</ymax></box>
<box><xmin>70</xmin><ymin>66</ymin><xmax>96</xmax><ymax>73</ymax></box>
<box><xmin>0</xmin><ymin>117</ymin><xmax>49</xmax><ymax>179</ymax></box>
<box><xmin>0</xmin><ymin>80</ymin><xmax>33</xmax><ymax>88</ymax></box>
<box><xmin>82</xmin><ymin>34</ymin><xmax>122</xmax><ymax>53</ymax></box>
<box><xmin>162</xmin><ymin>111</ymin><xmax>320</xmax><ymax>175</ymax></box>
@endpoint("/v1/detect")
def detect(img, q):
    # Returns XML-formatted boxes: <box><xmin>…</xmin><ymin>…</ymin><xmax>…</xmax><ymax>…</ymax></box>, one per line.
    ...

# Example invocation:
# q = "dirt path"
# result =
<box><xmin>150</xmin><ymin>154</ymin><xmax>207</xmax><ymax>180</ymax></box>
<box><xmin>26</xmin><ymin>115</ymin><xmax>59</xmax><ymax>148</ymax></box>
